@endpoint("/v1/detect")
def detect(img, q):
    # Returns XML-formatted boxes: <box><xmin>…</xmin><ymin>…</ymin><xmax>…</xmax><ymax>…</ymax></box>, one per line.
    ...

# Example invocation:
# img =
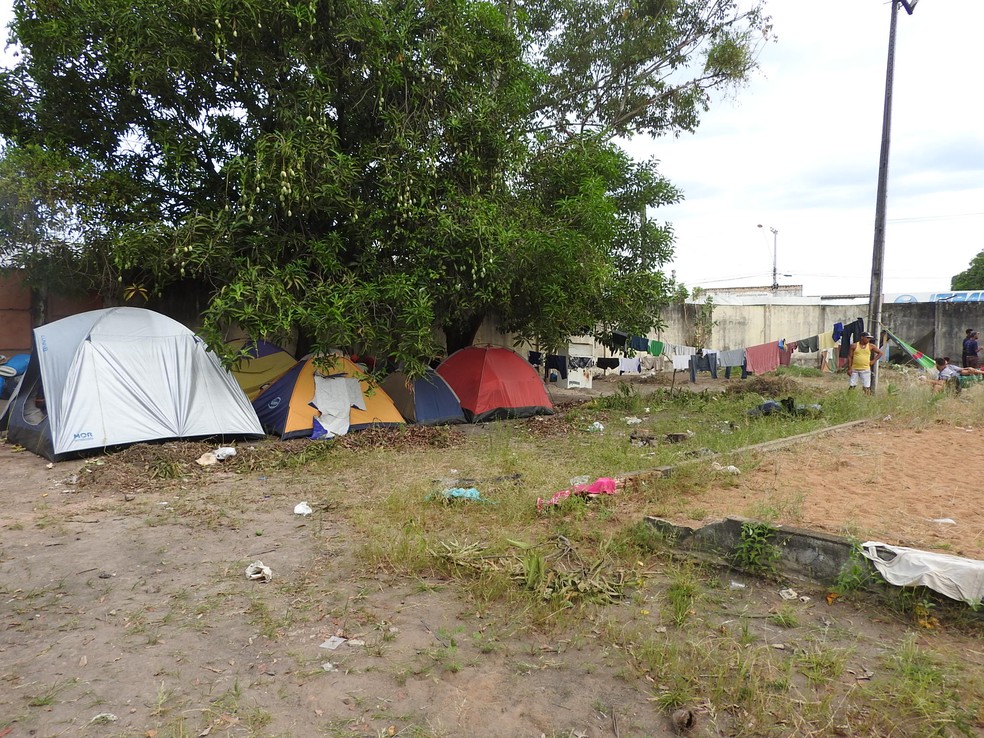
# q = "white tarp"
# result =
<box><xmin>861</xmin><ymin>541</ymin><xmax>984</xmax><ymax>604</ymax></box>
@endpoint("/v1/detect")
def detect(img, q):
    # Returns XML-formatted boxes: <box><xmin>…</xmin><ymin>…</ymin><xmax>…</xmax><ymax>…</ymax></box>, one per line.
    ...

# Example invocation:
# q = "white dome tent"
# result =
<box><xmin>0</xmin><ymin>307</ymin><xmax>263</xmax><ymax>460</ymax></box>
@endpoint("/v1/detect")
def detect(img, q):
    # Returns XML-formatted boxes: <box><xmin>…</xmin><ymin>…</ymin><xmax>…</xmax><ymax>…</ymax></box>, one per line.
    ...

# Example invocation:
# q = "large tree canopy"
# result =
<box><xmin>951</xmin><ymin>250</ymin><xmax>984</xmax><ymax>291</ymax></box>
<box><xmin>0</xmin><ymin>0</ymin><xmax>768</xmax><ymax>369</ymax></box>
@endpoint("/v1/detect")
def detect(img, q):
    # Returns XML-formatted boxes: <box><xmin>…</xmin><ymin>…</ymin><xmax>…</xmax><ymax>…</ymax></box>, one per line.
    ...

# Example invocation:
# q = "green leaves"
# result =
<box><xmin>0</xmin><ymin>0</ymin><xmax>766</xmax><ymax>366</ymax></box>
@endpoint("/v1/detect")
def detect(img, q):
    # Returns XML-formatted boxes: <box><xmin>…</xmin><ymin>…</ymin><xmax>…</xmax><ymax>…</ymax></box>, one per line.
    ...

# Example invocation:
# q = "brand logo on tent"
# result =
<box><xmin>267</xmin><ymin>397</ymin><xmax>282</xmax><ymax>409</ymax></box>
<box><xmin>72</xmin><ymin>432</ymin><xmax>94</xmax><ymax>442</ymax></box>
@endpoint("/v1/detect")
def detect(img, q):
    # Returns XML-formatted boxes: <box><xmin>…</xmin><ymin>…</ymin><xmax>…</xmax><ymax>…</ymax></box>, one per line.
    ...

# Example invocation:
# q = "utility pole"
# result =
<box><xmin>758</xmin><ymin>224</ymin><xmax>779</xmax><ymax>293</ymax></box>
<box><xmin>869</xmin><ymin>0</ymin><xmax>917</xmax><ymax>393</ymax></box>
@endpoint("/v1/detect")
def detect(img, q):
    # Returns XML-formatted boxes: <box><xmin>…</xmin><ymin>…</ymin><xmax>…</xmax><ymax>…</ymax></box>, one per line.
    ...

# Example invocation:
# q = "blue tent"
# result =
<box><xmin>381</xmin><ymin>368</ymin><xmax>466</xmax><ymax>425</ymax></box>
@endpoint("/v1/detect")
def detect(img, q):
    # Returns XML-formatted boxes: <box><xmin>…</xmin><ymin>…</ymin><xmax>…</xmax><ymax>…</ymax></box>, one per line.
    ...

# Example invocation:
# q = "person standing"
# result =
<box><xmin>962</xmin><ymin>330</ymin><xmax>979</xmax><ymax>369</ymax></box>
<box><xmin>847</xmin><ymin>331</ymin><xmax>884</xmax><ymax>394</ymax></box>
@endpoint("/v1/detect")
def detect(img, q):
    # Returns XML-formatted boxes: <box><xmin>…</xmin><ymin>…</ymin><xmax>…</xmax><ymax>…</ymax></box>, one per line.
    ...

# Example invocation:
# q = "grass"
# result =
<box><xmin>18</xmin><ymin>374</ymin><xmax>984</xmax><ymax>737</ymax></box>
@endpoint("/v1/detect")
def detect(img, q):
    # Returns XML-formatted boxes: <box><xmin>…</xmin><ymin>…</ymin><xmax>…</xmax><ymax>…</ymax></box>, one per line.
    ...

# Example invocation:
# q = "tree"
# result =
<box><xmin>951</xmin><ymin>250</ymin><xmax>984</xmax><ymax>291</ymax></box>
<box><xmin>0</xmin><ymin>0</ymin><xmax>769</xmax><ymax>370</ymax></box>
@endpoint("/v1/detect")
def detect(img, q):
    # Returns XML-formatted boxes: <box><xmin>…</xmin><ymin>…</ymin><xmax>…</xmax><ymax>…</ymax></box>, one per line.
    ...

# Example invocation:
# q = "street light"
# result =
<box><xmin>757</xmin><ymin>224</ymin><xmax>779</xmax><ymax>292</ymax></box>
<box><xmin>869</xmin><ymin>0</ymin><xmax>917</xmax><ymax>393</ymax></box>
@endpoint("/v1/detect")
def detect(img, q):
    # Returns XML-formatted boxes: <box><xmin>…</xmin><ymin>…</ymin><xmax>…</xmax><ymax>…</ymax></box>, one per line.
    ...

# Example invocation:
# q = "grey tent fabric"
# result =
<box><xmin>1</xmin><ymin>307</ymin><xmax>263</xmax><ymax>460</ymax></box>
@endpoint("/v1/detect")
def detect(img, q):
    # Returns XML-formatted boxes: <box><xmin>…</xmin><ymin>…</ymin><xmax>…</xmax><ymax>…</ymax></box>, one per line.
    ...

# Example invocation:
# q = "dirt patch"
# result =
<box><xmin>3</xmin><ymin>406</ymin><xmax>984</xmax><ymax>737</ymax></box>
<box><xmin>669</xmin><ymin>421</ymin><xmax>984</xmax><ymax>560</ymax></box>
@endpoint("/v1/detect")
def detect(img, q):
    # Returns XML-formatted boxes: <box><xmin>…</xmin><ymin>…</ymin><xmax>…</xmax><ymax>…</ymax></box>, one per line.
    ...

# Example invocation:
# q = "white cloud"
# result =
<box><xmin>627</xmin><ymin>0</ymin><xmax>984</xmax><ymax>296</ymax></box>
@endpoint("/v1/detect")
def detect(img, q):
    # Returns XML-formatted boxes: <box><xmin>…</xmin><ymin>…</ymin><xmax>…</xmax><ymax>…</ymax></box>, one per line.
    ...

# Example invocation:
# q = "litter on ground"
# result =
<box><xmin>244</xmin><ymin>561</ymin><xmax>273</xmax><ymax>582</ymax></box>
<box><xmin>537</xmin><ymin>477</ymin><xmax>620</xmax><ymax>512</ymax></box>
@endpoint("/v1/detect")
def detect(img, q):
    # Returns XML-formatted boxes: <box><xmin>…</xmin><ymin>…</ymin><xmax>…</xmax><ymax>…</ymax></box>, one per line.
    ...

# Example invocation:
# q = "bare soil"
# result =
<box><xmin>2</xmin><ymin>384</ymin><xmax>984</xmax><ymax>737</ymax></box>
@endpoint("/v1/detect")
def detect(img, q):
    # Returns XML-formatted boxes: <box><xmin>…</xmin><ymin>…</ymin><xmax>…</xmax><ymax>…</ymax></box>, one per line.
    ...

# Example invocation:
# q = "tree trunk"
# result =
<box><xmin>443</xmin><ymin>313</ymin><xmax>486</xmax><ymax>355</ymax></box>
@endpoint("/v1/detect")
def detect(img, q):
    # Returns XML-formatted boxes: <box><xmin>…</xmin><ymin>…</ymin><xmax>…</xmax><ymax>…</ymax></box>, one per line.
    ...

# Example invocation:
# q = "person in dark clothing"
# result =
<box><xmin>962</xmin><ymin>330</ymin><xmax>979</xmax><ymax>369</ymax></box>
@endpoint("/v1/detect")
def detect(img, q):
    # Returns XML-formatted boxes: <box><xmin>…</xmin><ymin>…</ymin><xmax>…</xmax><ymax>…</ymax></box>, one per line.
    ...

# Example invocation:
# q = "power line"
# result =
<box><xmin>887</xmin><ymin>211</ymin><xmax>984</xmax><ymax>224</ymax></box>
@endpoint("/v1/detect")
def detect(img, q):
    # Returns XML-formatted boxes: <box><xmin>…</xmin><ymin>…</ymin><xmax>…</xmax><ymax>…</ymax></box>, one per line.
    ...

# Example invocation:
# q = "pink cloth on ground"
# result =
<box><xmin>537</xmin><ymin>477</ymin><xmax>620</xmax><ymax>512</ymax></box>
<box><xmin>745</xmin><ymin>342</ymin><xmax>780</xmax><ymax>374</ymax></box>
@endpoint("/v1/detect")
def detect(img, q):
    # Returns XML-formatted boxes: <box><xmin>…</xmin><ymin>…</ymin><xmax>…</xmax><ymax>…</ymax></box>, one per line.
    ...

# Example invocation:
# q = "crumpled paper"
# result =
<box><xmin>245</xmin><ymin>561</ymin><xmax>273</xmax><ymax>582</ymax></box>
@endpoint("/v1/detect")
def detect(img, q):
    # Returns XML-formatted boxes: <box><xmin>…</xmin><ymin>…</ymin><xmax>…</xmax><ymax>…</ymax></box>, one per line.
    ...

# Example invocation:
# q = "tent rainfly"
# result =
<box><xmin>227</xmin><ymin>338</ymin><xmax>297</xmax><ymax>400</ymax></box>
<box><xmin>252</xmin><ymin>355</ymin><xmax>405</xmax><ymax>440</ymax></box>
<box><xmin>436</xmin><ymin>346</ymin><xmax>554</xmax><ymax>422</ymax></box>
<box><xmin>380</xmin><ymin>367</ymin><xmax>466</xmax><ymax>425</ymax></box>
<box><xmin>0</xmin><ymin>307</ymin><xmax>264</xmax><ymax>461</ymax></box>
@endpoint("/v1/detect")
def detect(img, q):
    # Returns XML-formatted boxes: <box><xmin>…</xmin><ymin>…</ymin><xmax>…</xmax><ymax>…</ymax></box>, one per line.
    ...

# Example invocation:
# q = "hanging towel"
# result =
<box><xmin>665</xmin><ymin>342</ymin><xmax>696</xmax><ymax>355</ymax></box>
<box><xmin>818</xmin><ymin>330</ymin><xmax>835</xmax><ymax>350</ymax></box>
<box><xmin>671</xmin><ymin>354</ymin><xmax>692</xmax><ymax>371</ymax></box>
<box><xmin>545</xmin><ymin>354</ymin><xmax>568</xmax><ymax>379</ymax></box>
<box><xmin>649</xmin><ymin>339</ymin><xmax>665</xmax><ymax>356</ymax></box>
<box><xmin>745</xmin><ymin>342</ymin><xmax>780</xmax><ymax>374</ymax></box>
<box><xmin>716</xmin><ymin>348</ymin><xmax>746</xmax><ymax>368</ymax></box>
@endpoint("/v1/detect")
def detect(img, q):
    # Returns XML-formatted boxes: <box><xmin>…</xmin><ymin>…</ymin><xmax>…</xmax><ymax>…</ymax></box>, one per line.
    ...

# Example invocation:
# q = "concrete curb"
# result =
<box><xmin>644</xmin><ymin>515</ymin><xmax>870</xmax><ymax>586</ymax></box>
<box><xmin>632</xmin><ymin>420</ymin><xmax>876</xmax><ymax>587</ymax></box>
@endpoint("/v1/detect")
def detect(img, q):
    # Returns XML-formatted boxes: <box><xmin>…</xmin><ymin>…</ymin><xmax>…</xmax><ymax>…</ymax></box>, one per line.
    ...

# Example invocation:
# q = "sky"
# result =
<box><xmin>622</xmin><ymin>0</ymin><xmax>984</xmax><ymax>297</ymax></box>
<box><xmin>1</xmin><ymin>2</ymin><xmax>981</xmax><ymax>298</ymax></box>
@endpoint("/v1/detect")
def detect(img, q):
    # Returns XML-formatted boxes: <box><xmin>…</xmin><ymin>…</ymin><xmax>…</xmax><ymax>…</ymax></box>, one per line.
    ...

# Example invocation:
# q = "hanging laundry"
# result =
<box><xmin>569</xmin><ymin>356</ymin><xmax>595</xmax><ymax>370</ymax></box>
<box><xmin>619</xmin><ymin>357</ymin><xmax>641</xmax><ymax>374</ymax></box>
<box><xmin>779</xmin><ymin>344</ymin><xmax>793</xmax><ymax>366</ymax></box>
<box><xmin>832</xmin><ymin>322</ymin><xmax>844</xmax><ymax>343</ymax></box>
<box><xmin>545</xmin><ymin>354</ymin><xmax>568</xmax><ymax>379</ymax></box>
<box><xmin>649</xmin><ymin>339</ymin><xmax>665</xmax><ymax>356</ymax></box>
<box><xmin>797</xmin><ymin>336</ymin><xmax>820</xmax><ymax>353</ymax></box>
<box><xmin>671</xmin><ymin>354</ymin><xmax>691</xmax><ymax>371</ymax></box>
<box><xmin>689</xmin><ymin>354</ymin><xmax>718</xmax><ymax>382</ymax></box>
<box><xmin>596</xmin><ymin>357</ymin><xmax>619</xmax><ymax>372</ymax></box>
<box><xmin>528</xmin><ymin>351</ymin><xmax>542</xmax><ymax>366</ymax></box>
<box><xmin>716</xmin><ymin>348</ymin><xmax>746</xmax><ymax>368</ymax></box>
<box><xmin>640</xmin><ymin>354</ymin><xmax>659</xmax><ymax>371</ymax></box>
<box><xmin>818</xmin><ymin>330</ymin><xmax>835</xmax><ymax>350</ymax></box>
<box><xmin>630</xmin><ymin>335</ymin><xmax>650</xmax><ymax>352</ymax></box>
<box><xmin>745</xmin><ymin>342</ymin><xmax>780</xmax><ymax>374</ymax></box>
<box><xmin>838</xmin><ymin>318</ymin><xmax>865</xmax><ymax>358</ymax></box>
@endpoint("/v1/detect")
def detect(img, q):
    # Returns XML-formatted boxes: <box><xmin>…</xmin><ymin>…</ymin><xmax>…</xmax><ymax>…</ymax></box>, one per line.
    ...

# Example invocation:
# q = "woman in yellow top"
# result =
<box><xmin>847</xmin><ymin>331</ymin><xmax>884</xmax><ymax>394</ymax></box>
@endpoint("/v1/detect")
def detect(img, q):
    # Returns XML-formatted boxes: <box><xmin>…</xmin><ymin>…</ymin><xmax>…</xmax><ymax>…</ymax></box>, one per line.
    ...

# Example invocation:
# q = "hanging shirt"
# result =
<box><xmin>649</xmin><ymin>340</ymin><xmax>665</xmax><ymax>356</ymax></box>
<box><xmin>619</xmin><ymin>357</ymin><xmax>641</xmax><ymax>374</ymax></box>
<box><xmin>818</xmin><ymin>331</ymin><xmax>836</xmax><ymax>350</ymax></box>
<box><xmin>689</xmin><ymin>354</ymin><xmax>718</xmax><ymax>382</ymax></box>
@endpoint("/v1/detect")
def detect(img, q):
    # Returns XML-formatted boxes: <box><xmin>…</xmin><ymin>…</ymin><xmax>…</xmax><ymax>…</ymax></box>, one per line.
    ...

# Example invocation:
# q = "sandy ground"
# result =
<box><xmin>670</xmin><ymin>421</ymin><xmax>984</xmax><ymax>560</ymax></box>
<box><xmin>3</xmin><ymin>378</ymin><xmax>984</xmax><ymax>737</ymax></box>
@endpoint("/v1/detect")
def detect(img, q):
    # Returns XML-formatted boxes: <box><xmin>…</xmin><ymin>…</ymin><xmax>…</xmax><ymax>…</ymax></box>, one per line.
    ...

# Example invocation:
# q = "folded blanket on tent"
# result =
<box><xmin>861</xmin><ymin>541</ymin><xmax>984</xmax><ymax>604</ymax></box>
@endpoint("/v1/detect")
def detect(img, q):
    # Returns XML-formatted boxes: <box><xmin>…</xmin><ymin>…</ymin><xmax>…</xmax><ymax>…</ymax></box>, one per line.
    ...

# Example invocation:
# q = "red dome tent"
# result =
<box><xmin>436</xmin><ymin>346</ymin><xmax>553</xmax><ymax>423</ymax></box>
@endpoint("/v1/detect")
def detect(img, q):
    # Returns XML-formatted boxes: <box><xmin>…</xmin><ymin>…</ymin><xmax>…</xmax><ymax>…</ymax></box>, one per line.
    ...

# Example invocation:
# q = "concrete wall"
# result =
<box><xmin>883</xmin><ymin>301</ymin><xmax>982</xmax><ymax>361</ymax></box>
<box><xmin>0</xmin><ymin>269</ymin><xmax>105</xmax><ymax>356</ymax></box>
<box><xmin>0</xmin><ymin>270</ymin><xmax>32</xmax><ymax>356</ymax></box>
<box><xmin>464</xmin><ymin>300</ymin><xmax>984</xmax><ymax>369</ymax></box>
